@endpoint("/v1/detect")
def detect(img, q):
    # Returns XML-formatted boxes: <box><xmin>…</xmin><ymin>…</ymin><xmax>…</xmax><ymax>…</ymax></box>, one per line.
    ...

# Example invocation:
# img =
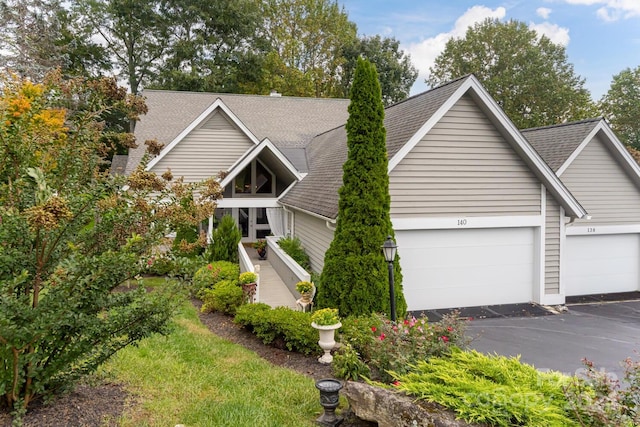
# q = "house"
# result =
<box><xmin>124</xmin><ymin>76</ymin><xmax>637</xmax><ymax>312</ymax></box>
<box><xmin>523</xmin><ymin>119</ymin><xmax>640</xmax><ymax>298</ymax></box>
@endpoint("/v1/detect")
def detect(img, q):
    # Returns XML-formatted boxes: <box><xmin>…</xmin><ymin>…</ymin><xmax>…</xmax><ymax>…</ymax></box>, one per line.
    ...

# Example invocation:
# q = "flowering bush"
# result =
<box><xmin>564</xmin><ymin>357</ymin><xmax>640</xmax><ymax>426</ymax></box>
<box><xmin>192</xmin><ymin>261</ymin><xmax>239</xmax><ymax>298</ymax></box>
<box><xmin>337</xmin><ymin>312</ymin><xmax>469</xmax><ymax>382</ymax></box>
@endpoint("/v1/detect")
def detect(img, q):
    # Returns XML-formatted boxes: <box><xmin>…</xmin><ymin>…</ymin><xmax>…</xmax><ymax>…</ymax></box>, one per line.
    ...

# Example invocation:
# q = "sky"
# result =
<box><xmin>338</xmin><ymin>0</ymin><xmax>640</xmax><ymax>100</ymax></box>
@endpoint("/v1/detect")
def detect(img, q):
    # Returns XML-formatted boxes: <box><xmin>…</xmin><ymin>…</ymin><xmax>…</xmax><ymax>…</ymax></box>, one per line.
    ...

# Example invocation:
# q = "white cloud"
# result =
<box><xmin>562</xmin><ymin>0</ymin><xmax>640</xmax><ymax>21</ymax></box>
<box><xmin>405</xmin><ymin>6</ymin><xmax>506</xmax><ymax>85</ymax></box>
<box><xmin>528</xmin><ymin>22</ymin><xmax>571</xmax><ymax>45</ymax></box>
<box><xmin>537</xmin><ymin>7</ymin><xmax>552</xmax><ymax>19</ymax></box>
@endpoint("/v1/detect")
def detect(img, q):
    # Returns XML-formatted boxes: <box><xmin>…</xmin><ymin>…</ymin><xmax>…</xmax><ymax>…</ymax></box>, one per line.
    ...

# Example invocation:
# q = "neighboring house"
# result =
<box><xmin>523</xmin><ymin>118</ymin><xmax>640</xmax><ymax>298</ymax></box>
<box><xmin>123</xmin><ymin>76</ymin><xmax>636</xmax><ymax>312</ymax></box>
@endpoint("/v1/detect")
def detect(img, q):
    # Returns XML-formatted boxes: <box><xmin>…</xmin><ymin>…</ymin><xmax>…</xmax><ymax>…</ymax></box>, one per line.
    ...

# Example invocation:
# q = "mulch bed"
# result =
<box><xmin>0</xmin><ymin>299</ymin><xmax>371</xmax><ymax>426</ymax></box>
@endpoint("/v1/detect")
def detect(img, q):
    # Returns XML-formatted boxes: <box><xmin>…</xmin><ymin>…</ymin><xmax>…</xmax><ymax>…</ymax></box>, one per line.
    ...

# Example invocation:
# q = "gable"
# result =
<box><xmin>561</xmin><ymin>133</ymin><xmax>640</xmax><ymax>225</ymax></box>
<box><xmin>389</xmin><ymin>94</ymin><xmax>541</xmax><ymax>218</ymax></box>
<box><xmin>149</xmin><ymin>110</ymin><xmax>254</xmax><ymax>182</ymax></box>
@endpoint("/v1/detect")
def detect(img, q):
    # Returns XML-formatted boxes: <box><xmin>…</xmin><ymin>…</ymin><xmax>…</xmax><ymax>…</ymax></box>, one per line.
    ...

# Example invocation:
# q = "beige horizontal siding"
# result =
<box><xmin>545</xmin><ymin>190</ymin><xmax>561</xmax><ymax>294</ymax></box>
<box><xmin>150</xmin><ymin>111</ymin><xmax>254</xmax><ymax>182</ymax></box>
<box><xmin>390</xmin><ymin>94</ymin><xmax>541</xmax><ymax>218</ymax></box>
<box><xmin>293</xmin><ymin>210</ymin><xmax>334</xmax><ymax>273</ymax></box>
<box><xmin>562</xmin><ymin>135</ymin><xmax>640</xmax><ymax>225</ymax></box>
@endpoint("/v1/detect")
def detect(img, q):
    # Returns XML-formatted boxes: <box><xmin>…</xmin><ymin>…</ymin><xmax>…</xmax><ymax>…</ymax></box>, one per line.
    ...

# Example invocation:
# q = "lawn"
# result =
<box><xmin>105</xmin><ymin>284</ymin><xmax>320</xmax><ymax>427</ymax></box>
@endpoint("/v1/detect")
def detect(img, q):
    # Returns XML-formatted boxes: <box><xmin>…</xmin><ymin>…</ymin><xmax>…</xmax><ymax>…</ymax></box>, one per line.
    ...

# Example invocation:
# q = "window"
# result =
<box><xmin>232</xmin><ymin>160</ymin><xmax>275</xmax><ymax>196</ymax></box>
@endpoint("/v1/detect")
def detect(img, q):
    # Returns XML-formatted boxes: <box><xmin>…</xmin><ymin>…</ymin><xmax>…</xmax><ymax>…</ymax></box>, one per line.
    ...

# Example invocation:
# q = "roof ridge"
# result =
<box><xmin>521</xmin><ymin>117</ymin><xmax>603</xmax><ymax>133</ymax></box>
<box><xmin>141</xmin><ymin>89</ymin><xmax>349</xmax><ymax>102</ymax></box>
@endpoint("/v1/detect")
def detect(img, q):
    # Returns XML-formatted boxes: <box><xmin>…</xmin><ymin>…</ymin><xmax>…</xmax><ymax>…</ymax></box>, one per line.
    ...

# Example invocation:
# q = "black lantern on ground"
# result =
<box><xmin>381</xmin><ymin>236</ymin><xmax>398</xmax><ymax>322</ymax></box>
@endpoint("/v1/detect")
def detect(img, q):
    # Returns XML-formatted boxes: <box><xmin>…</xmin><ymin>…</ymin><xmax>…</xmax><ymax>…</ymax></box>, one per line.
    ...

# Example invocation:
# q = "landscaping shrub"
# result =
<box><xmin>392</xmin><ymin>348</ymin><xmax>577</xmax><ymax>427</ymax></box>
<box><xmin>144</xmin><ymin>253</ymin><xmax>206</xmax><ymax>280</ymax></box>
<box><xmin>277</xmin><ymin>236</ymin><xmax>311</xmax><ymax>271</ymax></box>
<box><xmin>318</xmin><ymin>58</ymin><xmax>406</xmax><ymax>317</ymax></box>
<box><xmin>336</xmin><ymin>312</ymin><xmax>468</xmax><ymax>382</ymax></box>
<box><xmin>234</xmin><ymin>304</ymin><xmax>319</xmax><ymax>355</ymax></box>
<box><xmin>207</xmin><ymin>214</ymin><xmax>241</xmax><ymax>263</ymax></box>
<box><xmin>172</xmin><ymin>224</ymin><xmax>203</xmax><ymax>257</ymax></box>
<box><xmin>564</xmin><ymin>357</ymin><xmax>640</xmax><ymax>426</ymax></box>
<box><xmin>332</xmin><ymin>344</ymin><xmax>370</xmax><ymax>381</ymax></box>
<box><xmin>201</xmin><ymin>280</ymin><xmax>245</xmax><ymax>315</ymax></box>
<box><xmin>192</xmin><ymin>261</ymin><xmax>239</xmax><ymax>298</ymax></box>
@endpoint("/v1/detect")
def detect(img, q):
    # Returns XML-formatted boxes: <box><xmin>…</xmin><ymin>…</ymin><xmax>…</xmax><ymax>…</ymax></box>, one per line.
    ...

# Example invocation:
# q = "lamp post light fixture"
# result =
<box><xmin>382</xmin><ymin>235</ymin><xmax>398</xmax><ymax>322</ymax></box>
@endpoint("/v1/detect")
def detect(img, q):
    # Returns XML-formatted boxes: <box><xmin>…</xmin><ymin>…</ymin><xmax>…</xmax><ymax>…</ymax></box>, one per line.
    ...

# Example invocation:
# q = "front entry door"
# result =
<box><xmin>236</xmin><ymin>208</ymin><xmax>271</xmax><ymax>243</ymax></box>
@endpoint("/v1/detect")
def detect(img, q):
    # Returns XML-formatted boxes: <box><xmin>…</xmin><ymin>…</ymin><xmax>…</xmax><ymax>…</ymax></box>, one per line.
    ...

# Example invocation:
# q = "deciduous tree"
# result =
<box><xmin>428</xmin><ymin>18</ymin><xmax>596</xmax><ymax>129</ymax></box>
<box><xmin>317</xmin><ymin>58</ymin><xmax>406</xmax><ymax>317</ymax></box>
<box><xmin>340</xmin><ymin>35</ymin><xmax>417</xmax><ymax>105</ymax></box>
<box><xmin>0</xmin><ymin>72</ymin><xmax>220</xmax><ymax>415</ymax></box>
<box><xmin>600</xmin><ymin>66</ymin><xmax>640</xmax><ymax>149</ymax></box>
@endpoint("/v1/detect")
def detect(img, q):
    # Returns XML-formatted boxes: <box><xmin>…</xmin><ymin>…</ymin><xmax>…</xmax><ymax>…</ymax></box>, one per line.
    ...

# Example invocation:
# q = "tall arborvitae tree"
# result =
<box><xmin>317</xmin><ymin>58</ymin><xmax>406</xmax><ymax>317</ymax></box>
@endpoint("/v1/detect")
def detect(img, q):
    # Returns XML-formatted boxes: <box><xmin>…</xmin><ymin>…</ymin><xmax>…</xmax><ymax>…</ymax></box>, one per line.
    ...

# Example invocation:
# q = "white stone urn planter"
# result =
<box><xmin>311</xmin><ymin>322</ymin><xmax>342</xmax><ymax>364</ymax></box>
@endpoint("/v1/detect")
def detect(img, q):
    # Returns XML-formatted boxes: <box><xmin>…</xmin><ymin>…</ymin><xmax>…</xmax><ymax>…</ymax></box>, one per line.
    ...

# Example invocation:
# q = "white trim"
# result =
<box><xmin>534</xmin><ymin>185</ymin><xmax>546</xmax><ymax>304</ymax></box>
<box><xmin>279</xmin><ymin>203</ymin><xmax>336</xmax><ymax>223</ymax></box>
<box><xmin>566</xmin><ymin>224</ymin><xmax>640</xmax><ymax>236</ymax></box>
<box><xmin>391</xmin><ymin>215</ymin><xmax>542</xmax><ymax>231</ymax></box>
<box><xmin>146</xmin><ymin>98</ymin><xmax>260</xmax><ymax>171</ymax></box>
<box><xmin>540</xmin><ymin>293</ymin><xmax>565</xmax><ymax>306</ymax></box>
<box><xmin>559</xmin><ymin>207</ymin><xmax>567</xmax><ymax>299</ymax></box>
<box><xmin>220</xmin><ymin>138</ymin><xmax>303</xmax><ymax>189</ymax></box>
<box><xmin>217</xmin><ymin>198</ymin><xmax>280</xmax><ymax>208</ymax></box>
<box><xmin>387</xmin><ymin>75</ymin><xmax>586</xmax><ymax>219</ymax></box>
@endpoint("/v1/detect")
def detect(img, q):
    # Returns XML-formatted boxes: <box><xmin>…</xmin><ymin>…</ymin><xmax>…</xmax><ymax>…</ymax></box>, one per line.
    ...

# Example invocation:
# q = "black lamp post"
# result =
<box><xmin>382</xmin><ymin>235</ymin><xmax>398</xmax><ymax>322</ymax></box>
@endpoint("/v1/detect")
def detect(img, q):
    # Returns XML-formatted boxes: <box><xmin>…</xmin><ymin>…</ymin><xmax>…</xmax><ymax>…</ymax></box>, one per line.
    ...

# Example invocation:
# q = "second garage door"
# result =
<box><xmin>396</xmin><ymin>227</ymin><xmax>535</xmax><ymax>311</ymax></box>
<box><xmin>565</xmin><ymin>233</ymin><xmax>639</xmax><ymax>296</ymax></box>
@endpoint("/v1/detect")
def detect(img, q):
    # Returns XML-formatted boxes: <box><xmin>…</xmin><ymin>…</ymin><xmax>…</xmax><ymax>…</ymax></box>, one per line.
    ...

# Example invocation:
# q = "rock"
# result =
<box><xmin>343</xmin><ymin>381</ymin><xmax>484</xmax><ymax>427</ymax></box>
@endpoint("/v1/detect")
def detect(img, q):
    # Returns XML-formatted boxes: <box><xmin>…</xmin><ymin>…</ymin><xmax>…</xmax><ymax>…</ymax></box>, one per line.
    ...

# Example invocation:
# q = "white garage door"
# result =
<box><xmin>396</xmin><ymin>227</ymin><xmax>535</xmax><ymax>311</ymax></box>
<box><xmin>565</xmin><ymin>234</ymin><xmax>639</xmax><ymax>296</ymax></box>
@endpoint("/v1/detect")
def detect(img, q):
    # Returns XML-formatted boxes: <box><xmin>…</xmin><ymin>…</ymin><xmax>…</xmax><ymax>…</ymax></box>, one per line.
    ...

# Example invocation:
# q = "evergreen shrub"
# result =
<box><xmin>201</xmin><ymin>280</ymin><xmax>245</xmax><ymax>315</ymax></box>
<box><xmin>318</xmin><ymin>58</ymin><xmax>406</xmax><ymax>316</ymax></box>
<box><xmin>234</xmin><ymin>305</ymin><xmax>319</xmax><ymax>354</ymax></box>
<box><xmin>207</xmin><ymin>214</ymin><xmax>241</xmax><ymax>263</ymax></box>
<box><xmin>192</xmin><ymin>261</ymin><xmax>239</xmax><ymax>298</ymax></box>
<box><xmin>392</xmin><ymin>348</ymin><xmax>576</xmax><ymax>426</ymax></box>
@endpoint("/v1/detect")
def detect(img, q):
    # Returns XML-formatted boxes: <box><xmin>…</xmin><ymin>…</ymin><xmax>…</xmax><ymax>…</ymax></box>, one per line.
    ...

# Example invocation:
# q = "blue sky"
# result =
<box><xmin>339</xmin><ymin>0</ymin><xmax>640</xmax><ymax>100</ymax></box>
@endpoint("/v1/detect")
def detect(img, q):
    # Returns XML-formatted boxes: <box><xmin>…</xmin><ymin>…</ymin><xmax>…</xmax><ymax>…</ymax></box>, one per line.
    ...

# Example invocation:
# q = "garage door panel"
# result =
<box><xmin>565</xmin><ymin>234</ymin><xmax>639</xmax><ymax>296</ymax></box>
<box><xmin>396</xmin><ymin>227</ymin><xmax>535</xmax><ymax>310</ymax></box>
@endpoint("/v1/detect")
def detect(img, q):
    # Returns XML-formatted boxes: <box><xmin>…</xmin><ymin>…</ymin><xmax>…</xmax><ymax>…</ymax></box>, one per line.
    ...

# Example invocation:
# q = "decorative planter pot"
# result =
<box><xmin>241</xmin><ymin>282</ymin><xmax>257</xmax><ymax>303</ymax></box>
<box><xmin>300</xmin><ymin>292</ymin><xmax>312</xmax><ymax>304</ymax></box>
<box><xmin>315</xmin><ymin>378</ymin><xmax>343</xmax><ymax>426</ymax></box>
<box><xmin>256</xmin><ymin>247</ymin><xmax>267</xmax><ymax>260</ymax></box>
<box><xmin>312</xmin><ymin>322</ymin><xmax>342</xmax><ymax>364</ymax></box>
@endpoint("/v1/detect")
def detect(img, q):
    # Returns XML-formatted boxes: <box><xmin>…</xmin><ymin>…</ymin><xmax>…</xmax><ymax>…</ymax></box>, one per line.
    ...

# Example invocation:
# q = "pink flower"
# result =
<box><xmin>441</xmin><ymin>336</ymin><xmax>449</xmax><ymax>343</ymax></box>
<box><xmin>371</xmin><ymin>326</ymin><xmax>377</xmax><ymax>332</ymax></box>
<box><xmin>403</xmin><ymin>319</ymin><xmax>410</xmax><ymax>325</ymax></box>
<box><xmin>207</xmin><ymin>264</ymin><xmax>212</xmax><ymax>270</ymax></box>
<box><xmin>392</xmin><ymin>325</ymin><xmax>398</xmax><ymax>332</ymax></box>
<box><xmin>379</xmin><ymin>333</ymin><xmax>386</xmax><ymax>341</ymax></box>
<box><xmin>392</xmin><ymin>380</ymin><xmax>400</xmax><ymax>386</ymax></box>
<box><xmin>147</xmin><ymin>259</ymin><xmax>153</xmax><ymax>266</ymax></box>
<box><xmin>447</xmin><ymin>326</ymin><xmax>453</xmax><ymax>332</ymax></box>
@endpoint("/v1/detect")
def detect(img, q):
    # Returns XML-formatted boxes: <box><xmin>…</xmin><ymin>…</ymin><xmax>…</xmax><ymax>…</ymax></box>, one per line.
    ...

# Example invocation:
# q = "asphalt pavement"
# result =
<box><xmin>467</xmin><ymin>300</ymin><xmax>640</xmax><ymax>381</ymax></box>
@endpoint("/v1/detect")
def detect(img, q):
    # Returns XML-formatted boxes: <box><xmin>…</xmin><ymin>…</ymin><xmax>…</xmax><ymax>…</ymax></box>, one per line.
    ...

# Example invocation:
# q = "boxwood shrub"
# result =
<box><xmin>234</xmin><ymin>304</ymin><xmax>319</xmax><ymax>355</ymax></box>
<box><xmin>201</xmin><ymin>280</ymin><xmax>245</xmax><ymax>315</ymax></box>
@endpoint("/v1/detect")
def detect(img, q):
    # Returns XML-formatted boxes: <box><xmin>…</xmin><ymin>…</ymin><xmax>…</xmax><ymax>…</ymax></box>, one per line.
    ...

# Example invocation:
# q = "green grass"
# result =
<box><xmin>105</xmin><ymin>293</ymin><xmax>320</xmax><ymax>427</ymax></box>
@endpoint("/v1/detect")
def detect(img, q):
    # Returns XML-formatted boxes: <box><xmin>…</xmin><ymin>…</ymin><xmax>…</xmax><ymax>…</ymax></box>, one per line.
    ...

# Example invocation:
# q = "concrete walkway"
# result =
<box><xmin>246</xmin><ymin>248</ymin><xmax>297</xmax><ymax>309</ymax></box>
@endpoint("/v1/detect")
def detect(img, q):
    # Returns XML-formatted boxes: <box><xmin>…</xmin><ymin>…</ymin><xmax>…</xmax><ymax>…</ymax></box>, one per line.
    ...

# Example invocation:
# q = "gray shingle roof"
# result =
<box><xmin>280</xmin><ymin>76</ymin><xmax>469</xmax><ymax>219</ymax></box>
<box><xmin>126</xmin><ymin>90</ymin><xmax>350</xmax><ymax>174</ymax></box>
<box><xmin>522</xmin><ymin>118</ymin><xmax>602</xmax><ymax>172</ymax></box>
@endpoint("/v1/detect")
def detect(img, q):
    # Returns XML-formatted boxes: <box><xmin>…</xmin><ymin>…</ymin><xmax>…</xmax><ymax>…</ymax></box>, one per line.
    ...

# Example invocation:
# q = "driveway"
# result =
<box><xmin>467</xmin><ymin>300</ymin><xmax>640</xmax><ymax>381</ymax></box>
